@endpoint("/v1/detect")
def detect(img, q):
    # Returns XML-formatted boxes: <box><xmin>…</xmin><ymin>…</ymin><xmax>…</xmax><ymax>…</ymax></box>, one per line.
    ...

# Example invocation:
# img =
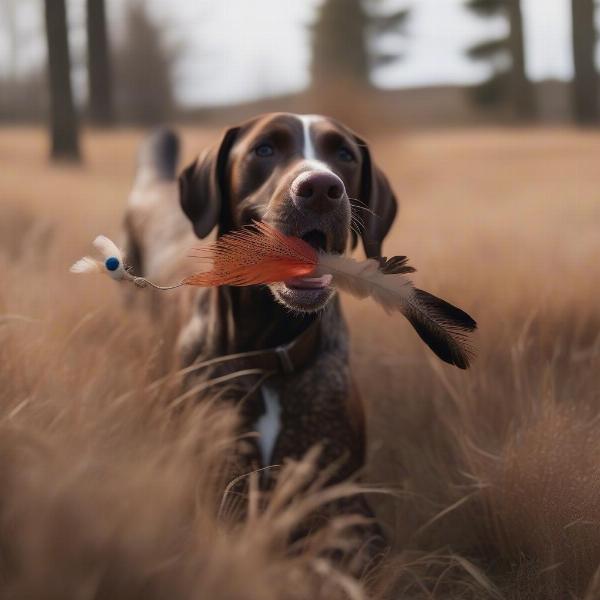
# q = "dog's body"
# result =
<box><xmin>125</xmin><ymin>114</ymin><xmax>397</xmax><ymax>478</ymax></box>
<box><xmin>123</xmin><ymin>115</ymin><xmax>398</xmax><ymax>560</ymax></box>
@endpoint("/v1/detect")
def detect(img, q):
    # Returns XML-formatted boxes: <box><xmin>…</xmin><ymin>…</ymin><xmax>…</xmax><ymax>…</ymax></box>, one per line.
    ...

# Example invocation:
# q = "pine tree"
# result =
<box><xmin>466</xmin><ymin>0</ymin><xmax>535</xmax><ymax>119</ymax></box>
<box><xmin>311</xmin><ymin>0</ymin><xmax>409</xmax><ymax>90</ymax></box>
<box><xmin>114</xmin><ymin>2</ymin><xmax>174</xmax><ymax>124</ymax></box>
<box><xmin>571</xmin><ymin>0</ymin><xmax>598</xmax><ymax>124</ymax></box>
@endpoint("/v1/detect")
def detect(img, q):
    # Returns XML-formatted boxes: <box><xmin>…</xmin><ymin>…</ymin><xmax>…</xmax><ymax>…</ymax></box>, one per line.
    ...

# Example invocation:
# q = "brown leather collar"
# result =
<box><xmin>236</xmin><ymin>318</ymin><xmax>320</xmax><ymax>375</ymax></box>
<box><xmin>188</xmin><ymin>319</ymin><xmax>321</xmax><ymax>377</ymax></box>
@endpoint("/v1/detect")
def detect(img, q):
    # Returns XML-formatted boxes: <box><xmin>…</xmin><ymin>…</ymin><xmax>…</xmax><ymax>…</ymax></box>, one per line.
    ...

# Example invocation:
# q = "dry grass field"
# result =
<box><xmin>0</xmin><ymin>125</ymin><xmax>599</xmax><ymax>599</ymax></box>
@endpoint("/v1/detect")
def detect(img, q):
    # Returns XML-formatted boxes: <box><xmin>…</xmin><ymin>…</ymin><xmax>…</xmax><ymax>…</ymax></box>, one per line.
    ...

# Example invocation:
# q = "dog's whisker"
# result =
<box><xmin>351</xmin><ymin>222</ymin><xmax>365</xmax><ymax>236</ymax></box>
<box><xmin>350</xmin><ymin>213</ymin><xmax>366</xmax><ymax>233</ymax></box>
<box><xmin>348</xmin><ymin>196</ymin><xmax>369</xmax><ymax>207</ymax></box>
<box><xmin>349</xmin><ymin>198</ymin><xmax>378</xmax><ymax>218</ymax></box>
<box><xmin>351</xmin><ymin>205</ymin><xmax>377</xmax><ymax>218</ymax></box>
<box><xmin>350</xmin><ymin>210</ymin><xmax>365</xmax><ymax>224</ymax></box>
<box><xmin>349</xmin><ymin>218</ymin><xmax>365</xmax><ymax>238</ymax></box>
<box><xmin>350</xmin><ymin>222</ymin><xmax>365</xmax><ymax>236</ymax></box>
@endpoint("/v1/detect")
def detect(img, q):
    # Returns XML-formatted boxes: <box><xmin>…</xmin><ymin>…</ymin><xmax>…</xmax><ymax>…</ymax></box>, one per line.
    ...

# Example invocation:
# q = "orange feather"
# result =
<box><xmin>183</xmin><ymin>221</ymin><xmax>318</xmax><ymax>287</ymax></box>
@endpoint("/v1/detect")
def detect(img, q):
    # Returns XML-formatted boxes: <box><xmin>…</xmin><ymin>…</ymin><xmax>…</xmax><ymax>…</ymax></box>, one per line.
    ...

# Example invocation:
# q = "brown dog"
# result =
<box><xmin>123</xmin><ymin>114</ymin><xmax>398</xmax><ymax>560</ymax></box>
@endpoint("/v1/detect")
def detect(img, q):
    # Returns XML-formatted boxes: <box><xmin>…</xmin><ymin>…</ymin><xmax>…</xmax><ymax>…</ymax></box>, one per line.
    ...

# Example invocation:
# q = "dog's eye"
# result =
<box><xmin>337</xmin><ymin>146</ymin><xmax>355</xmax><ymax>162</ymax></box>
<box><xmin>254</xmin><ymin>143</ymin><xmax>274</xmax><ymax>158</ymax></box>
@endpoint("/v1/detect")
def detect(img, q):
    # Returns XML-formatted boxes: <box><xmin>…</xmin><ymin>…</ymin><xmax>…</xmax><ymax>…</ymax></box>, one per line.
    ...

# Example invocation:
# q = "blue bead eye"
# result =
<box><xmin>105</xmin><ymin>257</ymin><xmax>120</xmax><ymax>271</ymax></box>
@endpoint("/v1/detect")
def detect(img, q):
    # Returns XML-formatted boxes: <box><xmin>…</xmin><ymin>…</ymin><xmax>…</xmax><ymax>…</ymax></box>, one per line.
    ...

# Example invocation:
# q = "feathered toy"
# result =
<box><xmin>71</xmin><ymin>222</ymin><xmax>477</xmax><ymax>369</ymax></box>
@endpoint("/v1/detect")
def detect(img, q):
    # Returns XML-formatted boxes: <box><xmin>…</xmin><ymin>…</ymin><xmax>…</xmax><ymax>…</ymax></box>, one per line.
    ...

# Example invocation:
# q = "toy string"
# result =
<box><xmin>131</xmin><ymin>277</ymin><xmax>186</xmax><ymax>290</ymax></box>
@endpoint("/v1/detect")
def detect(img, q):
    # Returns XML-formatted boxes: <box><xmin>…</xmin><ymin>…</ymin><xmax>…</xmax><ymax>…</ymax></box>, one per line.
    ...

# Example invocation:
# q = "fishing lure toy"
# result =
<box><xmin>70</xmin><ymin>235</ymin><xmax>184</xmax><ymax>290</ymax></box>
<box><xmin>71</xmin><ymin>223</ymin><xmax>477</xmax><ymax>368</ymax></box>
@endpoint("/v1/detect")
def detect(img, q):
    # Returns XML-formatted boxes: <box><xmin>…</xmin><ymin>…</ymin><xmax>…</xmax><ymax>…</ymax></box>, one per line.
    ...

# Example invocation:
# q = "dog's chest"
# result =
<box><xmin>254</xmin><ymin>382</ymin><xmax>282</xmax><ymax>466</ymax></box>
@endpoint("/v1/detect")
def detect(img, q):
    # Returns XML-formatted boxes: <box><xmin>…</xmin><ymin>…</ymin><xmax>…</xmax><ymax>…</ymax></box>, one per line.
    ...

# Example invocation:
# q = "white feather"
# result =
<box><xmin>70</xmin><ymin>257</ymin><xmax>103</xmax><ymax>274</ymax></box>
<box><xmin>93</xmin><ymin>235</ymin><xmax>123</xmax><ymax>261</ymax></box>
<box><xmin>315</xmin><ymin>253</ymin><xmax>415</xmax><ymax>314</ymax></box>
<box><xmin>314</xmin><ymin>252</ymin><xmax>476</xmax><ymax>369</ymax></box>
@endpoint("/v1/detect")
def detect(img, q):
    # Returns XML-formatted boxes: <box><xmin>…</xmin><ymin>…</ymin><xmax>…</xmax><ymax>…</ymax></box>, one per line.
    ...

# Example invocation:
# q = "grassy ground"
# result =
<box><xmin>0</xmin><ymin>126</ymin><xmax>599</xmax><ymax>598</ymax></box>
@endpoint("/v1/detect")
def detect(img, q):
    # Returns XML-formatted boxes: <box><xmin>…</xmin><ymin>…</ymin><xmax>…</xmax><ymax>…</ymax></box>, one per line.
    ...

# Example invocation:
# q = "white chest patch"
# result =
<box><xmin>254</xmin><ymin>383</ymin><xmax>281</xmax><ymax>466</ymax></box>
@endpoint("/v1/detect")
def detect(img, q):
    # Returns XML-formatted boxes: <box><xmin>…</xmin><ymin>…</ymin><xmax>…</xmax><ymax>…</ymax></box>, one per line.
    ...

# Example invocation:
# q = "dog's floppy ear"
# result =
<box><xmin>179</xmin><ymin>126</ymin><xmax>240</xmax><ymax>238</ymax></box>
<box><xmin>353</xmin><ymin>135</ymin><xmax>398</xmax><ymax>258</ymax></box>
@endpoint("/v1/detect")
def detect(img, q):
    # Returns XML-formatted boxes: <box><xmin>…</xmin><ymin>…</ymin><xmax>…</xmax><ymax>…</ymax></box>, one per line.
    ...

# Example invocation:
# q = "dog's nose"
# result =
<box><xmin>291</xmin><ymin>171</ymin><xmax>345</xmax><ymax>213</ymax></box>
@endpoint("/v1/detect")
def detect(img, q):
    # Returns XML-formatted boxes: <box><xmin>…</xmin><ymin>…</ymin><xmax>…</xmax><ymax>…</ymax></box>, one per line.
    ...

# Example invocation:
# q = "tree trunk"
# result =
<box><xmin>507</xmin><ymin>0</ymin><xmax>536</xmax><ymax>120</ymax></box>
<box><xmin>87</xmin><ymin>0</ymin><xmax>114</xmax><ymax>125</ymax></box>
<box><xmin>571</xmin><ymin>0</ymin><xmax>598</xmax><ymax>124</ymax></box>
<box><xmin>311</xmin><ymin>0</ymin><xmax>370</xmax><ymax>90</ymax></box>
<box><xmin>44</xmin><ymin>0</ymin><xmax>80</xmax><ymax>161</ymax></box>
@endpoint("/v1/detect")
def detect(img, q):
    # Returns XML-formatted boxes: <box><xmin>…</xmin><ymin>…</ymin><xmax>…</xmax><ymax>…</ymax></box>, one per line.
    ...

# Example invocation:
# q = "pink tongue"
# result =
<box><xmin>285</xmin><ymin>274</ymin><xmax>333</xmax><ymax>289</ymax></box>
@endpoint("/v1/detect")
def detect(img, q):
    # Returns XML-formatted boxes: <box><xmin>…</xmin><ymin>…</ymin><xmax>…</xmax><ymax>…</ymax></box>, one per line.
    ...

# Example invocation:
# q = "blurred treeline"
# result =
<box><xmin>1</xmin><ymin>0</ymin><xmax>599</xmax><ymax>162</ymax></box>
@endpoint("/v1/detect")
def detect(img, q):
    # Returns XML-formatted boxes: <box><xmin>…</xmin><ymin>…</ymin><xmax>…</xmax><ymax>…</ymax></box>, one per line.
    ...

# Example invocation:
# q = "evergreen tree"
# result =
<box><xmin>466</xmin><ymin>0</ymin><xmax>535</xmax><ymax>119</ymax></box>
<box><xmin>114</xmin><ymin>2</ymin><xmax>174</xmax><ymax>124</ymax></box>
<box><xmin>311</xmin><ymin>0</ymin><xmax>409</xmax><ymax>90</ymax></box>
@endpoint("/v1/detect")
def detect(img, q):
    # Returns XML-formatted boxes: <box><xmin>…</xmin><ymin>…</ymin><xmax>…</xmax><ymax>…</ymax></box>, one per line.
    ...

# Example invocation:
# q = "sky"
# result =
<box><xmin>0</xmin><ymin>0</ymin><xmax>578</xmax><ymax>107</ymax></box>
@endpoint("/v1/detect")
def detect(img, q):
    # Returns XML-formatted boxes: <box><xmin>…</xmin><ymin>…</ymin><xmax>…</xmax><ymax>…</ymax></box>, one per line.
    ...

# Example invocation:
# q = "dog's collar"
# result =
<box><xmin>193</xmin><ymin>319</ymin><xmax>320</xmax><ymax>378</ymax></box>
<box><xmin>235</xmin><ymin>318</ymin><xmax>321</xmax><ymax>376</ymax></box>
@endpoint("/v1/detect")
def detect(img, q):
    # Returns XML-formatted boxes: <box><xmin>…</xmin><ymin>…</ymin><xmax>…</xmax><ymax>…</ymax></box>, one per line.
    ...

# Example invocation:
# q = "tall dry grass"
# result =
<box><xmin>0</xmin><ymin>126</ymin><xmax>599</xmax><ymax>598</ymax></box>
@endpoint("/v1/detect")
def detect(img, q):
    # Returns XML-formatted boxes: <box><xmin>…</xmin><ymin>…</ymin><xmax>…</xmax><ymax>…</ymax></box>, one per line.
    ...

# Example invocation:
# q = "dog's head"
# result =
<box><xmin>179</xmin><ymin>113</ymin><xmax>397</xmax><ymax>313</ymax></box>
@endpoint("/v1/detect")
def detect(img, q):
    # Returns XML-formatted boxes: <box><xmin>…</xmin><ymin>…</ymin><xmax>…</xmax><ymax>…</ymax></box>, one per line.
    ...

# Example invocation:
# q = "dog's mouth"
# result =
<box><xmin>283</xmin><ymin>229</ymin><xmax>331</xmax><ymax>291</ymax></box>
<box><xmin>301</xmin><ymin>229</ymin><xmax>329</xmax><ymax>252</ymax></box>
<box><xmin>273</xmin><ymin>279</ymin><xmax>334</xmax><ymax>313</ymax></box>
<box><xmin>270</xmin><ymin>228</ymin><xmax>335</xmax><ymax>313</ymax></box>
<box><xmin>285</xmin><ymin>229</ymin><xmax>333</xmax><ymax>291</ymax></box>
<box><xmin>285</xmin><ymin>274</ymin><xmax>332</xmax><ymax>290</ymax></box>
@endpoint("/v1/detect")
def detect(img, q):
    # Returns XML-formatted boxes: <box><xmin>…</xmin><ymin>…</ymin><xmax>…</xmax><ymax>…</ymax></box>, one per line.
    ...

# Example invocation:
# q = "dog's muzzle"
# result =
<box><xmin>268</xmin><ymin>168</ymin><xmax>350</xmax><ymax>313</ymax></box>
